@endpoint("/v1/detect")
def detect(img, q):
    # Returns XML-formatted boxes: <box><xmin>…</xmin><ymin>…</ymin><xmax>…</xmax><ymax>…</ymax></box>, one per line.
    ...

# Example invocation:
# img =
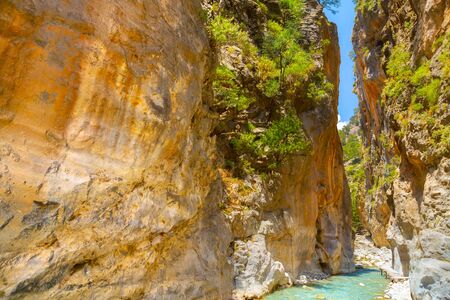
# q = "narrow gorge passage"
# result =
<box><xmin>265</xmin><ymin>0</ymin><xmax>419</xmax><ymax>298</ymax></box>
<box><xmin>0</xmin><ymin>0</ymin><xmax>448</xmax><ymax>300</ymax></box>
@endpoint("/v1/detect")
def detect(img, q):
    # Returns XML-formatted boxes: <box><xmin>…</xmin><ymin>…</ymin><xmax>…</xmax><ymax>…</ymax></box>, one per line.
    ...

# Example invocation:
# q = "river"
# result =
<box><xmin>265</xmin><ymin>268</ymin><xmax>389</xmax><ymax>300</ymax></box>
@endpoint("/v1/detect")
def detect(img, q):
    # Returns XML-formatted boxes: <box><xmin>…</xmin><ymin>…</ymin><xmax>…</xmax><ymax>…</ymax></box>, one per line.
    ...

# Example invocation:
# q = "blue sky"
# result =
<box><xmin>324</xmin><ymin>0</ymin><xmax>359</xmax><ymax>127</ymax></box>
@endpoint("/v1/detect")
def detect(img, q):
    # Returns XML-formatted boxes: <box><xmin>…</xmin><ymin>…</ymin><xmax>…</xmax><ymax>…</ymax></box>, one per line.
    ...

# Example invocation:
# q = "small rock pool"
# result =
<box><xmin>265</xmin><ymin>268</ymin><xmax>389</xmax><ymax>300</ymax></box>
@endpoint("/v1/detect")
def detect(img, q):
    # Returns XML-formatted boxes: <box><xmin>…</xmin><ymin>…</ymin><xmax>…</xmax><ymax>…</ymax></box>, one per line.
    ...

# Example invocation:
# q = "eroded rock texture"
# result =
<box><xmin>0</xmin><ymin>1</ymin><xmax>232</xmax><ymax>298</ymax></box>
<box><xmin>0</xmin><ymin>0</ymin><xmax>352</xmax><ymax>299</ymax></box>
<box><xmin>212</xmin><ymin>1</ymin><xmax>353</xmax><ymax>298</ymax></box>
<box><xmin>353</xmin><ymin>0</ymin><xmax>449</xmax><ymax>299</ymax></box>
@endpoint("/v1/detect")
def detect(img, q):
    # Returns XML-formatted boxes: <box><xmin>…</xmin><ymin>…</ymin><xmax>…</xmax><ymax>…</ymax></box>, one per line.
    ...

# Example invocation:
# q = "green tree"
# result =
<box><xmin>232</xmin><ymin>111</ymin><xmax>310</xmax><ymax>172</ymax></box>
<box><xmin>340</xmin><ymin>114</ymin><xmax>365</xmax><ymax>231</ymax></box>
<box><xmin>319</xmin><ymin>0</ymin><xmax>341</xmax><ymax>13</ymax></box>
<box><xmin>208</xmin><ymin>15</ymin><xmax>257</xmax><ymax>57</ymax></box>
<box><xmin>260</xmin><ymin>2</ymin><xmax>316</xmax><ymax>97</ymax></box>
<box><xmin>213</xmin><ymin>65</ymin><xmax>254</xmax><ymax>111</ymax></box>
<box><xmin>343</xmin><ymin>134</ymin><xmax>362</xmax><ymax>162</ymax></box>
<box><xmin>260</xmin><ymin>111</ymin><xmax>310</xmax><ymax>164</ymax></box>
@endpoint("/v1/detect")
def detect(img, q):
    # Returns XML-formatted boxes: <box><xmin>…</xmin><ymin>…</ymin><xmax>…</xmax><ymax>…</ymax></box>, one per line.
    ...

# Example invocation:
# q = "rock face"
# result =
<box><xmin>0</xmin><ymin>1</ymin><xmax>232</xmax><ymax>298</ymax></box>
<box><xmin>353</xmin><ymin>0</ymin><xmax>450</xmax><ymax>299</ymax></box>
<box><xmin>0</xmin><ymin>0</ymin><xmax>352</xmax><ymax>299</ymax></box>
<box><xmin>211</xmin><ymin>0</ymin><xmax>353</xmax><ymax>297</ymax></box>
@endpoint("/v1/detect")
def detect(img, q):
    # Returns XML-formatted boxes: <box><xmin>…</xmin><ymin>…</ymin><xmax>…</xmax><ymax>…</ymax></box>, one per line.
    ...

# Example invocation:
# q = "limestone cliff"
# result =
<box><xmin>207</xmin><ymin>1</ymin><xmax>353</xmax><ymax>297</ymax></box>
<box><xmin>353</xmin><ymin>0</ymin><xmax>449</xmax><ymax>299</ymax></box>
<box><xmin>0</xmin><ymin>0</ymin><xmax>233</xmax><ymax>298</ymax></box>
<box><xmin>0</xmin><ymin>0</ymin><xmax>351</xmax><ymax>299</ymax></box>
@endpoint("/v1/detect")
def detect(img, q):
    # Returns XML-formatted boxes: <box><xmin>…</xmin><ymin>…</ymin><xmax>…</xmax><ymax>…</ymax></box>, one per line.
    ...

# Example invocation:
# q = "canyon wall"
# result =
<box><xmin>211</xmin><ymin>1</ymin><xmax>353</xmax><ymax>297</ymax></box>
<box><xmin>0</xmin><ymin>0</ymin><xmax>233</xmax><ymax>298</ymax></box>
<box><xmin>353</xmin><ymin>0</ymin><xmax>449</xmax><ymax>299</ymax></box>
<box><xmin>0</xmin><ymin>0</ymin><xmax>351</xmax><ymax>299</ymax></box>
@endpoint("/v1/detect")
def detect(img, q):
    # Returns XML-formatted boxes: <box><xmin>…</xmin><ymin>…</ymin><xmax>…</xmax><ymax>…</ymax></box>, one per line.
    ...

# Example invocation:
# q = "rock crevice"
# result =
<box><xmin>353</xmin><ymin>0</ymin><xmax>449</xmax><ymax>299</ymax></box>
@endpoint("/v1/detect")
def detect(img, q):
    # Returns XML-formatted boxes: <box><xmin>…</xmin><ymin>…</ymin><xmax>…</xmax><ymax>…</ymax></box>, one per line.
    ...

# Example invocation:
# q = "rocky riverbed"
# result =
<box><xmin>354</xmin><ymin>234</ymin><xmax>412</xmax><ymax>300</ymax></box>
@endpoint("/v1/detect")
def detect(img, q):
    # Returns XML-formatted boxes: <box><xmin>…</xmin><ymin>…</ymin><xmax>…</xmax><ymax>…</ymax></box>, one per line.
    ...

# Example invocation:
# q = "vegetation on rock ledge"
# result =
<box><xmin>206</xmin><ymin>0</ymin><xmax>335</xmax><ymax>176</ymax></box>
<box><xmin>232</xmin><ymin>111</ymin><xmax>311</xmax><ymax>171</ymax></box>
<box><xmin>339</xmin><ymin>113</ymin><xmax>364</xmax><ymax>231</ymax></box>
<box><xmin>382</xmin><ymin>39</ymin><xmax>449</xmax><ymax>159</ymax></box>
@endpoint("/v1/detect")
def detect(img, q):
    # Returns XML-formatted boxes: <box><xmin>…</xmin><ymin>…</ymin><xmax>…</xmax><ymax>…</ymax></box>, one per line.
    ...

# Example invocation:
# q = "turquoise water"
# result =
<box><xmin>265</xmin><ymin>268</ymin><xmax>389</xmax><ymax>300</ymax></box>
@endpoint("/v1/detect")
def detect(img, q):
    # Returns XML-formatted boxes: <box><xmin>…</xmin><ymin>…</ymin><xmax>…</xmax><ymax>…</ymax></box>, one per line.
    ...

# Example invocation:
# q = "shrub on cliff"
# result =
<box><xmin>355</xmin><ymin>0</ymin><xmax>378</xmax><ymax>13</ymax></box>
<box><xmin>206</xmin><ymin>1</ymin><xmax>328</xmax><ymax>176</ymax></box>
<box><xmin>261</xmin><ymin>2</ymin><xmax>309</xmax><ymax>86</ymax></box>
<box><xmin>384</xmin><ymin>43</ymin><xmax>444</xmax><ymax>110</ymax></box>
<box><xmin>307</xmin><ymin>74</ymin><xmax>335</xmax><ymax>103</ymax></box>
<box><xmin>260</xmin><ymin>3</ymin><xmax>332</xmax><ymax>102</ymax></box>
<box><xmin>383</xmin><ymin>42</ymin><xmax>447</xmax><ymax>159</ymax></box>
<box><xmin>213</xmin><ymin>65</ymin><xmax>255</xmax><ymax>111</ymax></box>
<box><xmin>208</xmin><ymin>15</ymin><xmax>257</xmax><ymax>57</ymax></box>
<box><xmin>383</xmin><ymin>44</ymin><xmax>412</xmax><ymax>100</ymax></box>
<box><xmin>261</xmin><ymin>111</ymin><xmax>310</xmax><ymax>160</ymax></box>
<box><xmin>320</xmin><ymin>0</ymin><xmax>340</xmax><ymax>12</ymax></box>
<box><xmin>340</xmin><ymin>114</ymin><xmax>365</xmax><ymax>231</ymax></box>
<box><xmin>232</xmin><ymin>111</ymin><xmax>310</xmax><ymax>173</ymax></box>
<box><xmin>256</xmin><ymin>56</ymin><xmax>281</xmax><ymax>97</ymax></box>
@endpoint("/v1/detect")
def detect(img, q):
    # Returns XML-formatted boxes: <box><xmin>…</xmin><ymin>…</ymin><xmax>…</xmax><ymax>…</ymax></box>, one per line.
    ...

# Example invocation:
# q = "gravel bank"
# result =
<box><xmin>354</xmin><ymin>234</ymin><xmax>412</xmax><ymax>300</ymax></box>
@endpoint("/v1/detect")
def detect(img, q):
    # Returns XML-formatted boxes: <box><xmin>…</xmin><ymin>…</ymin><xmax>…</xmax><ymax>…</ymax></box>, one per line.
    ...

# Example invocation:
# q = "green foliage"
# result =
<box><xmin>410</xmin><ymin>61</ymin><xmax>441</xmax><ymax>106</ymax></box>
<box><xmin>207</xmin><ymin>0</ymin><xmax>326</xmax><ymax>178</ymax></box>
<box><xmin>232</xmin><ymin>112</ymin><xmax>310</xmax><ymax>173</ymax></box>
<box><xmin>263</xmin><ymin>21</ymin><xmax>287</xmax><ymax>61</ymax></box>
<box><xmin>348</xmin><ymin>50</ymin><xmax>356</xmax><ymax>62</ymax></box>
<box><xmin>254</xmin><ymin>0</ymin><xmax>269</xmax><ymax>14</ymax></box>
<box><xmin>384</xmin><ymin>162</ymin><xmax>399</xmax><ymax>185</ymax></box>
<box><xmin>346</xmin><ymin>162</ymin><xmax>364</xmax><ymax>231</ymax></box>
<box><xmin>262</xmin><ymin>21</ymin><xmax>304</xmax><ymax>78</ymax></box>
<box><xmin>239</xmin><ymin>157</ymin><xmax>256</xmax><ymax>175</ymax></box>
<box><xmin>404</xmin><ymin>20</ymin><xmax>414</xmax><ymax>32</ymax></box>
<box><xmin>382</xmin><ymin>39</ymin><xmax>448</xmax><ymax>160</ymax></box>
<box><xmin>262</xmin><ymin>78</ymin><xmax>281</xmax><ymax>97</ymax></box>
<box><xmin>208</xmin><ymin>15</ymin><xmax>257</xmax><ymax>56</ymax></box>
<box><xmin>256</xmin><ymin>56</ymin><xmax>281</xmax><ymax>97</ymax></box>
<box><xmin>361</xmin><ymin>47</ymin><xmax>370</xmax><ymax>58</ymax></box>
<box><xmin>432</xmin><ymin>126</ymin><xmax>450</xmax><ymax>156</ymax></box>
<box><xmin>339</xmin><ymin>118</ymin><xmax>365</xmax><ymax>232</ymax></box>
<box><xmin>383</xmin><ymin>44</ymin><xmax>442</xmax><ymax>111</ymax></box>
<box><xmin>343</xmin><ymin>134</ymin><xmax>362</xmax><ymax>161</ymax></box>
<box><xmin>260</xmin><ymin>2</ymin><xmax>317</xmax><ymax>98</ymax></box>
<box><xmin>318</xmin><ymin>0</ymin><xmax>341</xmax><ymax>13</ymax></box>
<box><xmin>209</xmin><ymin>0</ymin><xmax>321</xmax><ymax>106</ymax></box>
<box><xmin>437</xmin><ymin>33</ymin><xmax>450</xmax><ymax>77</ymax></box>
<box><xmin>260</xmin><ymin>112</ymin><xmax>310</xmax><ymax>158</ymax></box>
<box><xmin>410</xmin><ymin>101</ymin><xmax>424</xmax><ymax>112</ymax></box>
<box><xmin>411</xmin><ymin>62</ymin><xmax>431</xmax><ymax>85</ymax></box>
<box><xmin>383</xmin><ymin>44</ymin><xmax>412</xmax><ymax>99</ymax></box>
<box><xmin>356</xmin><ymin>0</ymin><xmax>379</xmax><ymax>12</ymax></box>
<box><xmin>415</xmin><ymin>78</ymin><xmax>441</xmax><ymax>106</ymax></box>
<box><xmin>383</xmin><ymin>79</ymin><xmax>406</xmax><ymax>99</ymax></box>
<box><xmin>307</xmin><ymin>74</ymin><xmax>334</xmax><ymax>103</ymax></box>
<box><xmin>232</xmin><ymin>129</ymin><xmax>259</xmax><ymax>154</ymax></box>
<box><xmin>280</xmin><ymin>0</ymin><xmax>305</xmax><ymax>21</ymax></box>
<box><xmin>285</xmin><ymin>49</ymin><xmax>315</xmax><ymax>87</ymax></box>
<box><xmin>367</xmin><ymin>161</ymin><xmax>399</xmax><ymax>196</ymax></box>
<box><xmin>432</xmin><ymin>32</ymin><xmax>450</xmax><ymax>78</ymax></box>
<box><xmin>213</xmin><ymin>65</ymin><xmax>254</xmax><ymax>111</ymax></box>
<box><xmin>386</xmin><ymin>44</ymin><xmax>412</xmax><ymax>78</ymax></box>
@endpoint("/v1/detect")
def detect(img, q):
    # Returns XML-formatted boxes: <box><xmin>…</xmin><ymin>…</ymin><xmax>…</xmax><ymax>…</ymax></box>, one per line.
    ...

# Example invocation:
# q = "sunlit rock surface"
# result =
<box><xmin>0</xmin><ymin>1</ymin><xmax>233</xmax><ymax>298</ymax></box>
<box><xmin>0</xmin><ymin>0</ymin><xmax>353</xmax><ymax>298</ymax></box>
<box><xmin>353</xmin><ymin>0</ymin><xmax>450</xmax><ymax>299</ymax></box>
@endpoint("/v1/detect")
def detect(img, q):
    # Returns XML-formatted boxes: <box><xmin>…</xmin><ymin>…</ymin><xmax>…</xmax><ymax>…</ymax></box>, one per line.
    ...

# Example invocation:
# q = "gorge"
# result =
<box><xmin>0</xmin><ymin>0</ymin><xmax>448</xmax><ymax>299</ymax></box>
<box><xmin>353</xmin><ymin>0</ymin><xmax>449</xmax><ymax>298</ymax></box>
